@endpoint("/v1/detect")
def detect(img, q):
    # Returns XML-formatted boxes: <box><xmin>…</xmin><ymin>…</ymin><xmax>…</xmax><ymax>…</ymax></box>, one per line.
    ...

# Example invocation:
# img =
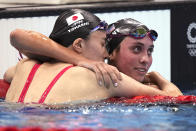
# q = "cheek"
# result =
<box><xmin>87</xmin><ymin>44</ymin><xmax>97</xmax><ymax>53</ymax></box>
<box><xmin>148</xmin><ymin>57</ymin><xmax>153</xmax><ymax>68</ymax></box>
<box><xmin>88</xmin><ymin>44</ymin><xmax>105</xmax><ymax>60</ymax></box>
<box><xmin>95</xmin><ymin>45</ymin><xmax>104</xmax><ymax>56</ymax></box>
<box><xmin>115</xmin><ymin>50</ymin><xmax>136</xmax><ymax>70</ymax></box>
<box><xmin>118</xmin><ymin>49</ymin><xmax>137</xmax><ymax>65</ymax></box>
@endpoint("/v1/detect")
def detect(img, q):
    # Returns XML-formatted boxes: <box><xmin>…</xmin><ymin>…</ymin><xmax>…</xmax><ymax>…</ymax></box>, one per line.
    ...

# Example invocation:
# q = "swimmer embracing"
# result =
<box><xmin>4</xmin><ymin>9</ymin><xmax>182</xmax><ymax>104</ymax></box>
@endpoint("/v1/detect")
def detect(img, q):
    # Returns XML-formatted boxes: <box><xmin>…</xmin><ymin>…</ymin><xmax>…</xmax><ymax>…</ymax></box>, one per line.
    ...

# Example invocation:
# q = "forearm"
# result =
<box><xmin>10</xmin><ymin>29</ymin><xmax>88</xmax><ymax>65</ymax></box>
<box><xmin>111</xmin><ymin>73</ymin><xmax>182</xmax><ymax>97</ymax></box>
<box><xmin>110</xmin><ymin>73</ymin><xmax>166</xmax><ymax>97</ymax></box>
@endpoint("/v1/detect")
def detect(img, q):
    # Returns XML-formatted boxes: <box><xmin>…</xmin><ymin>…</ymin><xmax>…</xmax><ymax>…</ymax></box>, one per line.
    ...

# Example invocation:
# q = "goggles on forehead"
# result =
<box><xmin>107</xmin><ymin>25</ymin><xmax>158</xmax><ymax>41</ymax></box>
<box><xmin>91</xmin><ymin>20</ymin><xmax>108</xmax><ymax>32</ymax></box>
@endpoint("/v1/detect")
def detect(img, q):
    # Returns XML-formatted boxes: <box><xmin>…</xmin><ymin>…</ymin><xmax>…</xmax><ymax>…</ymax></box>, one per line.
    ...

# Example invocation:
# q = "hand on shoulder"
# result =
<box><xmin>78</xmin><ymin>60</ymin><xmax>122</xmax><ymax>89</ymax></box>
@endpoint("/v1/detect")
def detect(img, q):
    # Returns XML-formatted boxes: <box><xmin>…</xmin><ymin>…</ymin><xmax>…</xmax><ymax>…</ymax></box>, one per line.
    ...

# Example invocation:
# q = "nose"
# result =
<box><xmin>139</xmin><ymin>52</ymin><xmax>150</xmax><ymax>66</ymax></box>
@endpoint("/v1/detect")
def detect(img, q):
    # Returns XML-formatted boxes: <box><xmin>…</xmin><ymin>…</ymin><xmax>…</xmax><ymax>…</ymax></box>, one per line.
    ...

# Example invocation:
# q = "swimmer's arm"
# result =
<box><xmin>10</xmin><ymin>29</ymin><xmax>86</xmax><ymax>63</ymax></box>
<box><xmin>3</xmin><ymin>66</ymin><xmax>16</xmax><ymax>83</ymax></box>
<box><xmin>110</xmin><ymin>73</ymin><xmax>183</xmax><ymax>97</ymax></box>
<box><xmin>71</xmin><ymin>68</ymin><xmax>182</xmax><ymax>98</ymax></box>
<box><xmin>10</xmin><ymin>29</ymin><xmax>122</xmax><ymax>88</ymax></box>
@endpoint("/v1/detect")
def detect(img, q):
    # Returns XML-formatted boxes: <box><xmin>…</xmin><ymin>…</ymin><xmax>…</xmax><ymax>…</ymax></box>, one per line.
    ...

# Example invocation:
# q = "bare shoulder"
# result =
<box><xmin>16</xmin><ymin>58</ymin><xmax>38</xmax><ymax>68</ymax></box>
<box><xmin>71</xmin><ymin>66</ymin><xmax>93</xmax><ymax>72</ymax></box>
<box><xmin>17</xmin><ymin>58</ymin><xmax>32</xmax><ymax>64</ymax></box>
<box><xmin>3</xmin><ymin>58</ymin><xmax>36</xmax><ymax>83</ymax></box>
<box><xmin>64</xmin><ymin>66</ymin><xmax>97</xmax><ymax>85</ymax></box>
<box><xmin>68</xmin><ymin>66</ymin><xmax>96</xmax><ymax>78</ymax></box>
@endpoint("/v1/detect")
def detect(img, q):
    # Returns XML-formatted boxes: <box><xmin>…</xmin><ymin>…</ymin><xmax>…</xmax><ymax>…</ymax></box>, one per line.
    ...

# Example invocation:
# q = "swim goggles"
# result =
<box><xmin>107</xmin><ymin>25</ymin><xmax>158</xmax><ymax>41</ymax></box>
<box><xmin>91</xmin><ymin>20</ymin><xmax>108</xmax><ymax>32</ymax></box>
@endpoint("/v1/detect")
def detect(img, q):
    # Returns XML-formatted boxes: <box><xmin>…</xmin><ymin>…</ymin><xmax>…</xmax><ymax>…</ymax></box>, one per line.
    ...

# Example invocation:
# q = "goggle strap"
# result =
<box><xmin>91</xmin><ymin>20</ymin><xmax>108</xmax><ymax>33</ymax></box>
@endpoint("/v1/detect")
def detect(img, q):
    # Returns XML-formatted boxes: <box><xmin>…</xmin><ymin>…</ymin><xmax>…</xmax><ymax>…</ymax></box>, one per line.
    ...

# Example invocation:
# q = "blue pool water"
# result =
<box><xmin>1</xmin><ymin>90</ymin><xmax>196</xmax><ymax>131</ymax></box>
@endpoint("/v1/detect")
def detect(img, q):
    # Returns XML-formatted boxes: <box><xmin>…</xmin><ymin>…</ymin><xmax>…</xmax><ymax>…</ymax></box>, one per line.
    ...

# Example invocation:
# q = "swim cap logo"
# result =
<box><xmin>66</xmin><ymin>13</ymin><xmax>84</xmax><ymax>25</ymax></box>
<box><xmin>72</xmin><ymin>16</ymin><xmax>78</xmax><ymax>21</ymax></box>
<box><xmin>186</xmin><ymin>22</ymin><xmax>196</xmax><ymax>56</ymax></box>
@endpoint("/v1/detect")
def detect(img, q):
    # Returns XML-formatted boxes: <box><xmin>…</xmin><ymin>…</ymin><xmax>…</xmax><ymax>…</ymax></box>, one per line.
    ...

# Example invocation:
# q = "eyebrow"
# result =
<box><xmin>134</xmin><ymin>42</ymin><xmax>154</xmax><ymax>48</ymax></box>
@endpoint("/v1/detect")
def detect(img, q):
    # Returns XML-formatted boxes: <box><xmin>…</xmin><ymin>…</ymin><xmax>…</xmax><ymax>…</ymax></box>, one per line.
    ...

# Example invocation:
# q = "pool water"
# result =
<box><xmin>1</xmin><ymin>90</ymin><xmax>196</xmax><ymax>131</ymax></box>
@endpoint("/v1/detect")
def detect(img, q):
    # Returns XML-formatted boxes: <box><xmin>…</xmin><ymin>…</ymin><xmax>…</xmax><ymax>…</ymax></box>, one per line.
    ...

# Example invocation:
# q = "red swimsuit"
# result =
<box><xmin>18</xmin><ymin>63</ymin><xmax>73</xmax><ymax>103</ymax></box>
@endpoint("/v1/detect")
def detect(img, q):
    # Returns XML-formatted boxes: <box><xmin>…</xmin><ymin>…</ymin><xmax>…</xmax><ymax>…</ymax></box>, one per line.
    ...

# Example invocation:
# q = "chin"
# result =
<box><xmin>135</xmin><ymin>76</ymin><xmax>144</xmax><ymax>83</ymax></box>
<box><xmin>128</xmin><ymin>73</ymin><xmax>145</xmax><ymax>83</ymax></box>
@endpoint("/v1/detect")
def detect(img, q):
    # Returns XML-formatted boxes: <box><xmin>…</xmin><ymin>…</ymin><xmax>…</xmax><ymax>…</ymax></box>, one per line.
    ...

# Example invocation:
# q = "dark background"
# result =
<box><xmin>171</xmin><ymin>4</ymin><xmax>196</xmax><ymax>91</ymax></box>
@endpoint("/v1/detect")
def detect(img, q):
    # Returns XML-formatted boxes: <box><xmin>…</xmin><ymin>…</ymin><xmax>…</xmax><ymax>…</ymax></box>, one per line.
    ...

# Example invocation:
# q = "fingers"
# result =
<box><xmin>110</xmin><ymin>66</ymin><xmax>122</xmax><ymax>81</ymax></box>
<box><xmin>104</xmin><ymin>64</ymin><xmax>121</xmax><ymax>87</ymax></box>
<box><xmin>143</xmin><ymin>73</ymin><xmax>151</xmax><ymax>83</ymax></box>
<box><xmin>96</xmin><ymin>62</ymin><xmax>122</xmax><ymax>88</ymax></box>
<box><xmin>95</xmin><ymin>63</ymin><xmax>112</xmax><ymax>88</ymax></box>
<box><xmin>78</xmin><ymin>62</ymin><xmax>104</xmax><ymax>87</ymax></box>
<box><xmin>78</xmin><ymin>60</ymin><xmax>122</xmax><ymax>88</ymax></box>
<box><xmin>91</xmin><ymin>65</ymin><xmax>104</xmax><ymax>87</ymax></box>
<box><xmin>144</xmin><ymin>72</ymin><xmax>160</xmax><ymax>84</ymax></box>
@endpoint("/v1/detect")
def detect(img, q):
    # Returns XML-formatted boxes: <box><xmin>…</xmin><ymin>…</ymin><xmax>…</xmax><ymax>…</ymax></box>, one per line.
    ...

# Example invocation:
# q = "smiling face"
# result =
<box><xmin>110</xmin><ymin>35</ymin><xmax>154</xmax><ymax>82</ymax></box>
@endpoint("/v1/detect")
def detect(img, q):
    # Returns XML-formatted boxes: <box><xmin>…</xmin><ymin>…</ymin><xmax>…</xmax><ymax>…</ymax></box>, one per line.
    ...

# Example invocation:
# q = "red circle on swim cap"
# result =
<box><xmin>72</xmin><ymin>16</ymin><xmax>78</xmax><ymax>21</ymax></box>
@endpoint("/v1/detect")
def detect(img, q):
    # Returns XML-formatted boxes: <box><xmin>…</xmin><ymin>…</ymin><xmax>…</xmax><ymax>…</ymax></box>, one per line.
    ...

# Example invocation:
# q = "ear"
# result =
<box><xmin>72</xmin><ymin>38</ymin><xmax>84</xmax><ymax>53</ymax></box>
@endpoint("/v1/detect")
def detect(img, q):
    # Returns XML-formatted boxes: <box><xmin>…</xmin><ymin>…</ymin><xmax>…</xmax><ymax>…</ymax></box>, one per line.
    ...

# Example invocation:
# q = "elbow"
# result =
<box><xmin>3</xmin><ymin>66</ymin><xmax>16</xmax><ymax>83</ymax></box>
<box><xmin>10</xmin><ymin>29</ymin><xmax>23</xmax><ymax>48</ymax></box>
<box><xmin>3</xmin><ymin>72</ymin><xmax>11</xmax><ymax>83</ymax></box>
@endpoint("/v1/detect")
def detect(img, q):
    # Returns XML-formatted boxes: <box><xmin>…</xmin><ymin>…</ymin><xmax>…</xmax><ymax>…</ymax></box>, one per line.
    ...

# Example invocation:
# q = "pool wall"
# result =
<box><xmin>0</xmin><ymin>1</ymin><xmax>195</xmax><ymax>91</ymax></box>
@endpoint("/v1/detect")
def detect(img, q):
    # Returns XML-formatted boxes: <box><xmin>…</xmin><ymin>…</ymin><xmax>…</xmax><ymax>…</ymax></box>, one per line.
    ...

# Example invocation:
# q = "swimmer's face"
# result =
<box><xmin>110</xmin><ymin>35</ymin><xmax>154</xmax><ymax>82</ymax></box>
<box><xmin>82</xmin><ymin>31</ymin><xmax>108</xmax><ymax>61</ymax></box>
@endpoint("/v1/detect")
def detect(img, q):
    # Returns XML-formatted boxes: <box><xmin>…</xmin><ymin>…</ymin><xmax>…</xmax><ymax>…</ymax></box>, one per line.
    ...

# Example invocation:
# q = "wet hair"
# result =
<box><xmin>49</xmin><ymin>9</ymin><xmax>101</xmax><ymax>47</ymax></box>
